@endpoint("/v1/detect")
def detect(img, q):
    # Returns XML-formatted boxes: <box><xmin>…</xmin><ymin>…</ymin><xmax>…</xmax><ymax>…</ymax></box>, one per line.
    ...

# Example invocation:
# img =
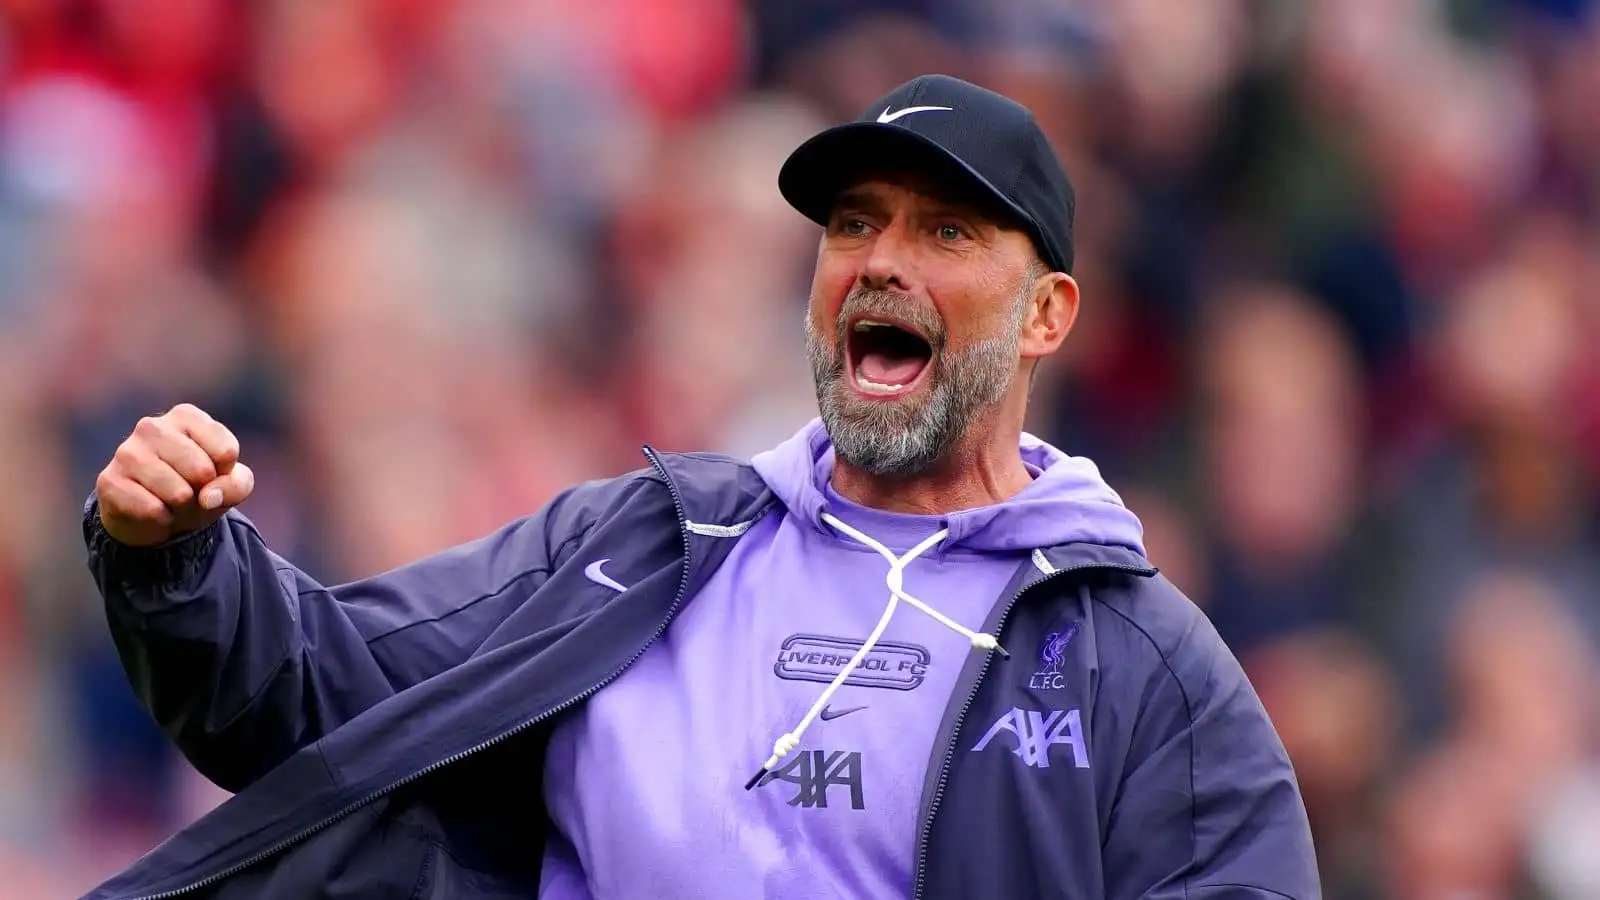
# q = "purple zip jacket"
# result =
<box><xmin>539</xmin><ymin>419</ymin><xmax>1150</xmax><ymax>898</ymax></box>
<box><xmin>79</xmin><ymin>431</ymin><xmax>1319</xmax><ymax>899</ymax></box>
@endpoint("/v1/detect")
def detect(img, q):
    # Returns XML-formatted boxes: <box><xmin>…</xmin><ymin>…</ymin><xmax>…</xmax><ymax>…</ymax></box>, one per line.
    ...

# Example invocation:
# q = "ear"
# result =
<box><xmin>1019</xmin><ymin>271</ymin><xmax>1080</xmax><ymax>360</ymax></box>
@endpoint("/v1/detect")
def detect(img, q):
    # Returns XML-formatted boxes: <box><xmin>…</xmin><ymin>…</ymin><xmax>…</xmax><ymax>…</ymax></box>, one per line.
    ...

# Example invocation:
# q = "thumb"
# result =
<box><xmin>197</xmin><ymin>462</ymin><xmax>255</xmax><ymax>511</ymax></box>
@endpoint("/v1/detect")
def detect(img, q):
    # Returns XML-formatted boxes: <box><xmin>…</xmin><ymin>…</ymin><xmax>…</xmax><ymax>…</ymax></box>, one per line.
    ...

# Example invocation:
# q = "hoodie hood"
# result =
<box><xmin>750</xmin><ymin>418</ymin><xmax>1146</xmax><ymax>557</ymax></box>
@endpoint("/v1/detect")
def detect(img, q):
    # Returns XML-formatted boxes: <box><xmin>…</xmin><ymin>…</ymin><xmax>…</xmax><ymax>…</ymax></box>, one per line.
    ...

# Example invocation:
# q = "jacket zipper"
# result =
<box><xmin>910</xmin><ymin>562</ymin><xmax>1155</xmax><ymax>900</ymax></box>
<box><xmin>128</xmin><ymin>447</ymin><xmax>699</xmax><ymax>900</ymax></box>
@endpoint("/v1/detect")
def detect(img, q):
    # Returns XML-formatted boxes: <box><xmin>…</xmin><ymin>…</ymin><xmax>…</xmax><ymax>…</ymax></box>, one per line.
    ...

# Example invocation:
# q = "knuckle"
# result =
<box><xmin>214</xmin><ymin>431</ymin><xmax>241</xmax><ymax>463</ymax></box>
<box><xmin>167</xmin><ymin>480</ymin><xmax>196</xmax><ymax>506</ymax></box>
<box><xmin>133</xmin><ymin>416</ymin><xmax>163</xmax><ymax>439</ymax></box>
<box><xmin>192</xmin><ymin>458</ymin><xmax>220</xmax><ymax>485</ymax></box>
<box><xmin>168</xmin><ymin>402</ymin><xmax>206</xmax><ymax>421</ymax></box>
<box><xmin>113</xmin><ymin>436</ymin><xmax>145</xmax><ymax>467</ymax></box>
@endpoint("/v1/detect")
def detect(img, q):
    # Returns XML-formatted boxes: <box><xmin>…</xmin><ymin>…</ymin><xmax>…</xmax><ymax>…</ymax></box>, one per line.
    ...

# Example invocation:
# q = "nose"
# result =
<box><xmin>859</xmin><ymin>217</ymin><xmax>913</xmax><ymax>293</ymax></box>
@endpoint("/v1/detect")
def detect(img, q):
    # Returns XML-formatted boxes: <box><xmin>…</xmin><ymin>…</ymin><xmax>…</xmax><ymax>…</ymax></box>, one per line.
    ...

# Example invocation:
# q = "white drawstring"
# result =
<box><xmin>744</xmin><ymin>513</ymin><xmax>1009</xmax><ymax>790</ymax></box>
<box><xmin>823</xmin><ymin>515</ymin><xmax>1006</xmax><ymax>653</ymax></box>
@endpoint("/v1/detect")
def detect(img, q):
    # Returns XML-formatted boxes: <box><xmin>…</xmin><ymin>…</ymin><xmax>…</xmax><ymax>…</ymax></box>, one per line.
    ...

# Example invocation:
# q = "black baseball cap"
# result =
<box><xmin>779</xmin><ymin>74</ymin><xmax>1075</xmax><ymax>275</ymax></box>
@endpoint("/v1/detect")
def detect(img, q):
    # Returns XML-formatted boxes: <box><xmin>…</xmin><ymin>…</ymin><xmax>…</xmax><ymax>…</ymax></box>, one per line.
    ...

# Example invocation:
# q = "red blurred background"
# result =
<box><xmin>0</xmin><ymin>1</ymin><xmax>1597</xmax><ymax>897</ymax></box>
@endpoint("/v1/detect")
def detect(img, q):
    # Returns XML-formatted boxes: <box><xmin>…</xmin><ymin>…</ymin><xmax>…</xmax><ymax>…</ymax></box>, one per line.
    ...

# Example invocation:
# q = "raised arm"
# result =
<box><xmin>88</xmin><ymin>403</ymin><xmax>583</xmax><ymax>791</ymax></box>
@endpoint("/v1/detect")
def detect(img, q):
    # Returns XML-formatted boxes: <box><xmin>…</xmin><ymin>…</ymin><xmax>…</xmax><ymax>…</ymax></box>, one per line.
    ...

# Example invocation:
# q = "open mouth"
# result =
<box><xmin>846</xmin><ymin>317</ymin><xmax>934</xmax><ymax>397</ymax></box>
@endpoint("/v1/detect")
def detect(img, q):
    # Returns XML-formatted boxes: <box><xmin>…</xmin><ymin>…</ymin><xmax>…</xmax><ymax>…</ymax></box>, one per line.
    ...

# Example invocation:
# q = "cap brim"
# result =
<box><xmin>778</xmin><ymin>122</ymin><xmax>1036</xmax><ymax>239</ymax></box>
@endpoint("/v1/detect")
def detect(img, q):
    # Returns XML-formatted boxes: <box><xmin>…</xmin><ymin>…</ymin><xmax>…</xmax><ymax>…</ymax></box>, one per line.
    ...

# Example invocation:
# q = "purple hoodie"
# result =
<box><xmin>538</xmin><ymin>419</ymin><xmax>1145</xmax><ymax>899</ymax></box>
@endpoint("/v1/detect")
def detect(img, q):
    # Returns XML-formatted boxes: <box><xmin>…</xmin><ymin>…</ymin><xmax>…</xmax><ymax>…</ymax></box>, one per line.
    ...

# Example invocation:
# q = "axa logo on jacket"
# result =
<box><xmin>971</xmin><ymin>708</ymin><xmax>1090</xmax><ymax>769</ymax></box>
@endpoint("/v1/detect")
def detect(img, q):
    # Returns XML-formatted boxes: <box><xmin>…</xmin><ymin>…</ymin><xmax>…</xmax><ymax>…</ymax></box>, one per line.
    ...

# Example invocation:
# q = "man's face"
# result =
<box><xmin>805</xmin><ymin>176</ymin><xmax>1042</xmax><ymax>477</ymax></box>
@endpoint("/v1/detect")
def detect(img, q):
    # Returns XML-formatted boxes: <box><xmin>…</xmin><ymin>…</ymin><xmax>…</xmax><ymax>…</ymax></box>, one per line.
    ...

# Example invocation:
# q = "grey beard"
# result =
<box><xmin>805</xmin><ymin>287</ymin><xmax>1025</xmax><ymax>478</ymax></box>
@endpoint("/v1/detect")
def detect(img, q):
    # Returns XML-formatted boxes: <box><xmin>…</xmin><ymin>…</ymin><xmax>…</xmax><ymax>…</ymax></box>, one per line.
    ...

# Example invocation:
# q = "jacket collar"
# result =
<box><xmin>647</xmin><ymin>447</ymin><xmax>1156</xmax><ymax>579</ymax></box>
<box><xmin>1035</xmin><ymin>542</ymin><xmax>1157</xmax><ymax>576</ymax></box>
<box><xmin>644</xmin><ymin>447</ymin><xmax>779</xmax><ymax>534</ymax></box>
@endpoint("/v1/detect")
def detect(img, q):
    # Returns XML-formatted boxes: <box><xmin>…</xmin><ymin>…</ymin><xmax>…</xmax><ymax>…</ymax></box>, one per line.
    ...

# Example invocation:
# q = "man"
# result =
<box><xmin>83</xmin><ymin>75</ymin><xmax>1318</xmax><ymax>899</ymax></box>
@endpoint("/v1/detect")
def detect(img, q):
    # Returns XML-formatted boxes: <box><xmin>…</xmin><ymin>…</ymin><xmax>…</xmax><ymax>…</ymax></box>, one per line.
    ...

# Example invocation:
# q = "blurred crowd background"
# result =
<box><xmin>0</xmin><ymin>0</ymin><xmax>1597</xmax><ymax>897</ymax></box>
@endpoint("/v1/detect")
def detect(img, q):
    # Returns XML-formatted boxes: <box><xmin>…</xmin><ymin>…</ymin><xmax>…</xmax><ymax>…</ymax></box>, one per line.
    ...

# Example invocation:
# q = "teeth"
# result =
<box><xmin>853</xmin><ymin>320</ymin><xmax>890</xmax><ymax>332</ymax></box>
<box><xmin>855</xmin><ymin>375</ymin><xmax>912</xmax><ymax>395</ymax></box>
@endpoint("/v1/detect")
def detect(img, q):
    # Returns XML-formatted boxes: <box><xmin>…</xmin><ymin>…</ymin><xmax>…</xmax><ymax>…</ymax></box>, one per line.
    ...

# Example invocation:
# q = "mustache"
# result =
<box><xmin>833</xmin><ymin>288</ymin><xmax>946</xmax><ymax>351</ymax></box>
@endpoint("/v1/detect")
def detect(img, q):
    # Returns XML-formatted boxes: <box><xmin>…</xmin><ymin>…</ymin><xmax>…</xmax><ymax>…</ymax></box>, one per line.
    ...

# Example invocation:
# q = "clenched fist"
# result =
<box><xmin>95</xmin><ymin>403</ymin><xmax>256</xmax><ymax>547</ymax></box>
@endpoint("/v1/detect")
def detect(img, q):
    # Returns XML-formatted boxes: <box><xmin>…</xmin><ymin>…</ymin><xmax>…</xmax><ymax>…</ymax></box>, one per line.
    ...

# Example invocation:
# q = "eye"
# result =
<box><xmin>843</xmin><ymin>218</ymin><xmax>871</xmax><ymax>236</ymax></box>
<box><xmin>937</xmin><ymin>223</ymin><xmax>965</xmax><ymax>241</ymax></box>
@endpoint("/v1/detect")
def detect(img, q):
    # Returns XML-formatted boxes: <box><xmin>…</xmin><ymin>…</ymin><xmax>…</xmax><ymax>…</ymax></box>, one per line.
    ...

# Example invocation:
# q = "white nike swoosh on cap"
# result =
<box><xmin>583</xmin><ymin>559</ymin><xmax>628</xmax><ymax>592</ymax></box>
<box><xmin>877</xmin><ymin>105</ymin><xmax>953</xmax><ymax>124</ymax></box>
